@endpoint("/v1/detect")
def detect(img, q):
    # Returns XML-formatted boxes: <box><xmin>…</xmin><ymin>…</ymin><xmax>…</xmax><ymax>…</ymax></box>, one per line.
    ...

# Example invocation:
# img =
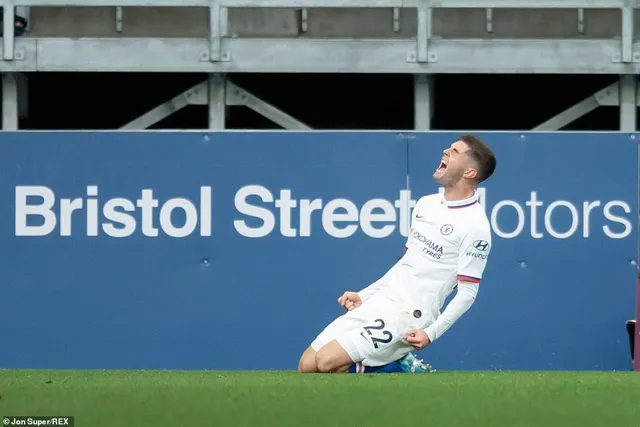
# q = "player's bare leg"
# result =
<box><xmin>313</xmin><ymin>340</ymin><xmax>433</xmax><ymax>373</ymax></box>
<box><xmin>315</xmin><ymin>340</ymin><xmax>356</xmax><ymax>373</ymax></box>
<box><xmin>300</xmin><ymin>344</ymin><xmax>433</xmax><ymax>374</ymax></box>
<box><xmin>298</xmin><ymin>347</ymin><xmax>319</xmax><ymax>373</ymax></box>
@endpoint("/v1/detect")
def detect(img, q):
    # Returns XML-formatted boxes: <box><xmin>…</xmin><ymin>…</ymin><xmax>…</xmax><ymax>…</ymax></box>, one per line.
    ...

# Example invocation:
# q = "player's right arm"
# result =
<box><xmin>338</xmin><ymin>255</ymin><xmax>404</xmax><ymax>310</ymax></box>
<box><xmin>351</xmin><ymin>195</ymin><xmax>425</xmax><ymax>305</ymax></box>
<box><xmin>356</xmin><ymin>256</ymin><xmax>403</xmax><ymax>301</ymax></box>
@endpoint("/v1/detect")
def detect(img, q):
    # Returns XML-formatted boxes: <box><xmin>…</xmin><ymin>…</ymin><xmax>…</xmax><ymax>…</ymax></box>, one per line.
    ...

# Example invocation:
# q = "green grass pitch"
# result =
<box><xmin>1</xmin><ymin>370</ymin><xmax>639</xmax><ymax>427</ymax></box>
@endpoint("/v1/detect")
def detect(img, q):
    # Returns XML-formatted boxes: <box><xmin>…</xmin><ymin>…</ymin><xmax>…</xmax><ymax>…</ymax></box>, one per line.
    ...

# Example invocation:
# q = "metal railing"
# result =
<box><xmin>2</xmin><ymin>0</ymin><xmax>638</xmax><ymax>64</ymax></box>
<box><xmin>6</xmin><ymin>0</ymin><xmax>639</xmax><ymax>6</ymax></box>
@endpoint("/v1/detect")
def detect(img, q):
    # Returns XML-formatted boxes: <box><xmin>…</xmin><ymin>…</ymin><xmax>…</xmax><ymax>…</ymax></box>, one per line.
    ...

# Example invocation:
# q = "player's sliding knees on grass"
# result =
<box><xmin>299</xmin><ymin>290</ymin><xmax>434</xmax><ymax>374</ymax></box>
<box><xmin>299</xmin><ymin>135</ymin><xmax>497</xmax><ymax>375</ymax></box>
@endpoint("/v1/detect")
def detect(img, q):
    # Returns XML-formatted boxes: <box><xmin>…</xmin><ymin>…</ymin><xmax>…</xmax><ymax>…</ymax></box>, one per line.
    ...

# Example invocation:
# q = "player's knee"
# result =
<box><xmin>298</xmin><ymin>347</ymin><xmax>318</xmax><ymax>373</ymax></box>
<box><xmin>315</xmin><ymin>347</ymin><xmax>347</xmax><ymax>373</ymax></box>
<box><xmin>298</xmin><ymin>361</ymin><xmax>315</xmax><ymax>373</ymax></box>
<box><xmin>298</xmin><ymin>356</ymin><xmax>317</xmax><ymax>373</ymax></box>
<box><xmin>315</xmin><ymin>351</ymin><xmax>335</xmax><ymax>373</ymax></box>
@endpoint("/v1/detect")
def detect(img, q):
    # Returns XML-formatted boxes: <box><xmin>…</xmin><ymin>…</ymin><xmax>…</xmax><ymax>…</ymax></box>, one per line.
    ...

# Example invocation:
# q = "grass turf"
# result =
<box><xmin>0</xmin><ymin>370</ymin><xmax>639</xmax><ymax>427</ymax></box>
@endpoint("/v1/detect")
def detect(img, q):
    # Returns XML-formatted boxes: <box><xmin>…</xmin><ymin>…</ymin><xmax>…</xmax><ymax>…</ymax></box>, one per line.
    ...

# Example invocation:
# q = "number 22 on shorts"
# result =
<box><xmin>361</xmin><ymin>318</ymin><xmax>393</xmax><ymax>349</ymax></box>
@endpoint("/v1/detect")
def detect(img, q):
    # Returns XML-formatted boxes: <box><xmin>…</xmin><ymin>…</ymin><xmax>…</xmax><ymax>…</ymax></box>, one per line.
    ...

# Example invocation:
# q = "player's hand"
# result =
<box><xmin>405</xmin><ymin>329</ymin><xmax>431</xmax><ymax>350</ymax></box>
<box><xmin>337</xmin><ymin>291</ymin><xmax>362</xmax><ymax>311</ymax></box>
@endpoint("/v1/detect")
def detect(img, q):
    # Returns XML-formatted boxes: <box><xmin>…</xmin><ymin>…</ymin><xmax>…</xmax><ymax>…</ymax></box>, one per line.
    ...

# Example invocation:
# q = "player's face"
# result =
<box><xmin>432</xmin><ymin>140</ymin><xmax>475</xmax><ymax>185</ymax></box>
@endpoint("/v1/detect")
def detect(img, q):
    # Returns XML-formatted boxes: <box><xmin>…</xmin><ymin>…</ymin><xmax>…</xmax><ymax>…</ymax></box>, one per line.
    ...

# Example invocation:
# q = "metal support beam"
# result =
<box><xmin>209</xmin><ymin>1</ymin><xmax>221</xmax><ymax>62</ymax></box>
<box><xmin>619</xmin><ymin>75</ymin><xmax>637</xmax><ymax>130</ymax></box>
<box><xmin>208</xmin><ymin>73</ymin><xmax>226</xmax><ymax>129</ymax></box>
<box><xmin>120</xmin><ymin>82</ymin><xmax>206</xmax><ymax>129</ymax></box>
<box><xmin>115</xmin><ymin>6</ymin><xmax>123</xmax><ymax>32</ymax></box>
<box><xmin>533</xmin><ymin>82</ymin><xmax>619</xmax><ymax>130</ymax></box>
<box><xmin>193</xmin><ymin>81</ymin><xmax>310</xmax><ymax>129</ymax></box>
<box><xmin>534</xmin><ymin>79</ymin><xmax>639</xmax><ymax>130</ymax></box>
<box><xmin>300</xmin><ymin>8</ymin><xmax>308</xmax><ymax>32</ymax></box>
<box><xmin>221</xmin><ymin>0</ymin><xmax>639</xmax><ymax>7</ymax></box>
<box><xmin>122</xmin><ymin>79</ymin><xmax>309</xmax><ymax>130</ymax></box>
<box><xmin>2</xmin><ymin>73</ymin><xmax>18</xmax><ymax>130</ymax></box>
<box><xmin>3</xmin><ymin>2</ymin><xmax>15</xmax><ymax>61</ymax></box>
<box><xmin>620</xmin><ymin>3</ymin><xmax>635</xmax><ymax>63</ymax></box>
<box><xmin>220</xmin><ymin>7</ymin><xmax>228</xmax><ymax>36</ymax></box>
<box><xmin>414</xmin><ymin>74</ymin><xmax>434</xmax><ymax>130</ymax></box>
<box><xmin>225</xmin><ymin>83</ymin><xmax>311</xmax><ymax>130</ymax></box>
<box><xmin>392</xmin><ymin>7</ymin><xmax>400</xmax><ymax>32</ymax></box>
<box><xmin>415</xmin><ymin>4</ymin><xmax>431</xmax><ymax>63</ymax></box>
<box><xmin>10</xmin><ymin>38</ymin><xmax>640</xmax><ymax>74</ymax></box>
<box><xmin>577</xmin><ymin>8</ymin><xmax>584</xmax><ymax>33</ymax></box>
<box><xmin>8</xmin><ymin>0</ymin><xmax>640</xmax><ymax>7</ymax></box>
<box><xmin>418</xmin><ymin>0</ymin><xmax>638</xmax><ymax>7</ymax></box>
<box><xmin>485</xmin><ymin>8</ymin><xmax>493</xmax><ymax>33</ymax></box>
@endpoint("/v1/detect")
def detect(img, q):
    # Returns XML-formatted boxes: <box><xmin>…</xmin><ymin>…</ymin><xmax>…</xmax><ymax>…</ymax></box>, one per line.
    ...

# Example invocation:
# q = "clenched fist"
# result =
<box><xmin>405</xmin><ymin>329</ymin><xmax>431</xmax><ymax>350</ymax></box>
<box><xmin>337</xmin><ymin>291</ymin><xmax>362</xmax><ymax>311</ymax></box>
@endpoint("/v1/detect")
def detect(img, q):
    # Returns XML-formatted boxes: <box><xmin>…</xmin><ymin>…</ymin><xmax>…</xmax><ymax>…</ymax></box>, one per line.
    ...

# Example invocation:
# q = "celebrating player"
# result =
<box><xmin>298</xmin><ymin>135</ymin><xmax>497</xmax><ymax>374</ymax></box>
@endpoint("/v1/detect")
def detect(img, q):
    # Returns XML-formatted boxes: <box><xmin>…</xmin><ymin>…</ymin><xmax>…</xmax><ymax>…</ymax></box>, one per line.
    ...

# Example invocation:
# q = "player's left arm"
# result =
<box><xmin>423</xmin><ymin>225</ymin><xmax>492</xmax><ymax>344</ymax></box>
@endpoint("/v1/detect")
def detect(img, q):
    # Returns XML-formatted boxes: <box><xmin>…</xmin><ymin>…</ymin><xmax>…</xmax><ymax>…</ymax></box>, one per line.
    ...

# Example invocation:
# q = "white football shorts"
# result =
<box><xmin>310</xmin><ymin>292</ymin><xmax>420</xmax><ymax>367</ymax></box>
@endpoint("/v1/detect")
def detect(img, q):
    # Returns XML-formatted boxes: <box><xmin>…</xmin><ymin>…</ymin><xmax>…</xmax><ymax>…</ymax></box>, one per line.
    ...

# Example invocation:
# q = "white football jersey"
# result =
<box><xmin>361</xmin><ymin>191</ymin><xmax>492</xmax><ymax>329</ymax></box>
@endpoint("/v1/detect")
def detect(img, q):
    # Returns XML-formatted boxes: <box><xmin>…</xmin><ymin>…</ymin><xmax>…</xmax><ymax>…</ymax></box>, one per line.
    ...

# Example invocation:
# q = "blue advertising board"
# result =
<box><xmin>0</xmin><ymin>131</ymin><xmax>637</xmax><ymax>371</ymax></box>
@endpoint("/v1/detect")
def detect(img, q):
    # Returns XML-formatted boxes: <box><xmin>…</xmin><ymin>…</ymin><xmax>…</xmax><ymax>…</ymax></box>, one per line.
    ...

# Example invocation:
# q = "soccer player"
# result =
<box><xmin>298</xmin><ymin>135</ymin><xmax>497</xmax><ymax>374</ymax></box>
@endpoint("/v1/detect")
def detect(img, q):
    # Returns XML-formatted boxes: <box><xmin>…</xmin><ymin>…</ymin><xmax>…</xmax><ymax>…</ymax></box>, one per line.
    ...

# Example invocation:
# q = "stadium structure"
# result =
<box><xmin>1</xmin><ymin>0</ymin><xmax>640</xmax><ymax>131</ymax></box>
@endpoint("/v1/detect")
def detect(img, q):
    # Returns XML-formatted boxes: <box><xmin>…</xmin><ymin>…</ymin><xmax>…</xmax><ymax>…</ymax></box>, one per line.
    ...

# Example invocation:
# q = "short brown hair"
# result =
<box><xmin>459</xmin><ymin>134</ymin><xmax>496</xmax><ymax>183</ymax></box>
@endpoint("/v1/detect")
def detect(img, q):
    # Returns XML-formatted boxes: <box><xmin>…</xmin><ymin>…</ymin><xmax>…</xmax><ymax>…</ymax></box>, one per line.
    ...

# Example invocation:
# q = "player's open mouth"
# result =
<box><xmin>437</xmin><ymin>161</ymin><xmax>447</xmax><ymax>170</ymax></box>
